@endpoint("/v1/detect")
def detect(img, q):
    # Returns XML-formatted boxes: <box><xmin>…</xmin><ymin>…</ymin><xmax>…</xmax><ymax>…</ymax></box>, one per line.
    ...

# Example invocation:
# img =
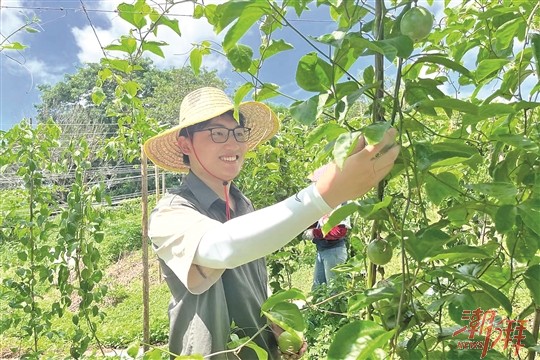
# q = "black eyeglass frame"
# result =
<box><xmin>189</xmin><ymin>126</ymin><xmax>252</xmax><ymax>143</ymax></box>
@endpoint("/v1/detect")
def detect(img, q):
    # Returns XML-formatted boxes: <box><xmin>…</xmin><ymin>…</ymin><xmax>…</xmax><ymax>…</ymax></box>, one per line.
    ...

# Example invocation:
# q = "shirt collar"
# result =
<box><xmin>185</xmin><ymin>171</ymin><xmax>244</xmax><ymax>212</ymax></box>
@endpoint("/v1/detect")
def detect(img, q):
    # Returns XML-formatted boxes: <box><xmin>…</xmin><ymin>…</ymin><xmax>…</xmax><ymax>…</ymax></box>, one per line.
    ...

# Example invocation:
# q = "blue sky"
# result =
<box><xmin>0</xmin><ymin>0</ymin><xmax>339</xmax><ymax>130</ymax></box>
<box><xmin>1</xmin><ymin>0</ymin><xmax>450</xmax><ymax>131</ymax></box>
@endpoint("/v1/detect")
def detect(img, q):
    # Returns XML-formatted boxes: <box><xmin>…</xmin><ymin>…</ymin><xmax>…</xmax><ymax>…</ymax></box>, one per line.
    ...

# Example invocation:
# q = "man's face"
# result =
<box><xmin>180</xmin><ymin>113</ymin><xmax>249</xmax><ymax>182</ymax></box>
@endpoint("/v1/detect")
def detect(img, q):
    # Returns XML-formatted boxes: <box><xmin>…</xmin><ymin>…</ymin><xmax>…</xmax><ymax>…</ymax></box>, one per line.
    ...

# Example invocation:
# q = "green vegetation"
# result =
<box><xmin>1</xmin><ymin>0</ymin><xmax>539</xmax><ymax>359</ymax></box>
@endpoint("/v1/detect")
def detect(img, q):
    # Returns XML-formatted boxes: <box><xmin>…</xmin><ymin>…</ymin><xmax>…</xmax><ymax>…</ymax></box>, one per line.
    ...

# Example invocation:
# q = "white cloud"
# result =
<box><xmin>1</xmin><ymin>1</ymin><xmax>66</xmax><ymax>85</ymax></box>
<box><xmin>4</xmin><ymin>56</ymin><xmax>66</xmax><ymax>84</ymax></box>
<box><xmin>71</xmin><ymin>0</ymin><xmax>230</xmax><ymax>75</ymax></box>
<box><xmin>1</xmin><ymin>0</ymin><xmax>28</xmax><ymax>42</ymax></box>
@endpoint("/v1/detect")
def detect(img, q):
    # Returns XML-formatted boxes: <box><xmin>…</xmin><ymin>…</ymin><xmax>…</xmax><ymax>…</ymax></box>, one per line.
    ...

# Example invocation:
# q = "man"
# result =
<box><xmin>143</xmin><ymin>87</ymin><xmax>400</xmax><ymax>359</ymax></box>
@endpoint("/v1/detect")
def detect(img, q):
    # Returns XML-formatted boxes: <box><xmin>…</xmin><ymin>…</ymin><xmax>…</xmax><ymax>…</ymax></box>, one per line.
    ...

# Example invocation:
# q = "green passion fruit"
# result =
<box><xmin>367</xmin><ymin>239</ymin><xmax>393</xmax><ymax>265</ymax></box>
<box><xmin>400</xmin><ymin>6</ymin><xmax>434</xmax><ymax>41</ymax></box>
<box><xmin>277</xmin><ymin>331</ymin><xmax>303</xmax><ymax>354</ymax></box>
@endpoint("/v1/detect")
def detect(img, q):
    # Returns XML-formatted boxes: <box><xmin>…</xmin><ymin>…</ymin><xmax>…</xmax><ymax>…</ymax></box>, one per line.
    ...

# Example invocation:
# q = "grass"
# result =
<box><xmin>290</xmin><ymin>264</ymin><xmax>314</xmax><ymax>295</ymax></box>
<box><xmin>1</xmin><ymin>194</ymin><xmax>535</xmax><ymax>359</ymax></box>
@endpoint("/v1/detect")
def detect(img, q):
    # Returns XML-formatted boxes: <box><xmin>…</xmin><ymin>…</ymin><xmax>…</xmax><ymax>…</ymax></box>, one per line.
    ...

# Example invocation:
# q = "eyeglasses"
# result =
<box><xmin>191</xmin><ymin>126</ymin><xmax>251</xmax><ymax>143</ymax></box>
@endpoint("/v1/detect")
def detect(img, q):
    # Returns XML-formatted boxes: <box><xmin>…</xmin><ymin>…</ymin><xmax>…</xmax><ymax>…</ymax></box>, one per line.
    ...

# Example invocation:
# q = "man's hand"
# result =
<box><xmin>271</xmin><ymin>324</ymin><xmax>308</xmax><ymax>359</ymax></box>
<box><xmin>316</xmin><ymin>128</ymin><xmax>400</xmax><ymax>208</ymax></box>
<box><xmin>302</xmin><ymin>229</ymin><xmax>315</xmax><ymax>240</ymax></box>
<box><xmin>281</xmin><ymin>341</ymin><xmax>308</xmax><ymax>360</ymax></box>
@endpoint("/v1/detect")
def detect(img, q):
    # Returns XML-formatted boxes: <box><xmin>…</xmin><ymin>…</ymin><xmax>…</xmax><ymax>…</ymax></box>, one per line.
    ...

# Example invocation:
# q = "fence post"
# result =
<box><xmin>141</xmin><ymin>146</ymin><xmax>150</xmax><ymax>352</ymax></box>
<box><xmin>154</xmin><ymin>165</ymin><xmax>159</xmax><ymax>200</ymax></box>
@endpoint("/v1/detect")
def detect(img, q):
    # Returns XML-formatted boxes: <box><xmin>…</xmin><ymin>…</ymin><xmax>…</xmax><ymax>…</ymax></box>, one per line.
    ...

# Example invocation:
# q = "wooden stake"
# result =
<box><xmin>154</xmin><ymin>165</ymin><xmax>159</xmax><ymax>200</ymax></box>
<box><xmin>141</xmin><ymin>145</ymin><xmax>150</xmax><ymax>352</ymax></box>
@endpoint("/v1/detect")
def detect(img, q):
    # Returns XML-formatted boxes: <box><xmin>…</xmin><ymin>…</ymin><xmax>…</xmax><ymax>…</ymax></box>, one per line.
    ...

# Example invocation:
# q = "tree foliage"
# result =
<box><xmin>2</xmin><ymin>0</ymin><xmax>540</xmax><ymax>359</ymax></box>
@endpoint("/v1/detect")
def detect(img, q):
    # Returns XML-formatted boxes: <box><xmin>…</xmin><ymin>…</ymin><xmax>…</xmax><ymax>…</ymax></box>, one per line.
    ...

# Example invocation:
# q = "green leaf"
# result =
<box><xmin>262</xmin><ymin>302</ymin><xmax>305</xmax><ymax>333</ymax></box>
<box><xmin>226</xmin><ymin>44</ymin><xmax>253</xmax><ymax>72</ymax></box>
<box><xmin>412</xmin><ymin>55</ymin><xmax>474</xmax><ymax>80</ymax></box>
<box><xmin>531</xmin><ymin>33</ymin><xmax>540</xmax><ymax>78</ymax></box>
<box><xmin>221</xmin><ymin>2</ymin><xmax>270</xmax><ymax>51</ymax></box>
<box><xmin>467</xmin><ymin>182</ymin><xmax>518</xmax><ymax>204</ymax></box>
<box><xmin>429</xmin><ymin>245</ymin><xmax>490</xmax><ymax>262</ymax></box>
<box><xmin>348</xmin><ymin>286</ymin><xmax>398</xmax><ymax>313</ymax></box>
<box><xmin>227</xmin><ymin>336</ymin><xmax>268</xmax><ymax>360</ymax></box>
<box><xmin>361</xmin><ymin>122</ymin><xmax>391</xmax><ymax>145</ymax></box>
<box><xmin>1</xmin><ymin>42</ymin><xmax>27</xmax><ymax>50</ymax></box>
<box><xmin>425</xmin><ymin>172</ymin><xmax>460</xmax><ymax>205</ymax></box>
<box><xmin>354</xmin><ymin>196</ymin><xmax>393</xmax><ymax>219</ymax></box>
<box><xmin>190</xmin><ymin>49</ymin><xmax>202</xmax><ymax>76</ymax></box>
<box><xmin>145</xmin><ymin>348</ymin><xmax>171</xmax><ymax>359</ymax></box>
<box><xmin>91</xmin><ymin>87</ymin><xmax>106</xmax><ymax>105</ymax></box>
<box><xmin>327</xmin><ymin>320</ymin><xmax>393</xmax><ymax>360</ymax></box>
<box><xmin>234</xmin><ymin>83</ymin><xmax>253</xmax><ymax>106</ymax></box>
<box><xmin>475</xmin><ymin>59</ymin><xmax>510</xmax><ymax>82</ymax></box>
<box><xmin>290</xmin><ymin>94</ymin><xmax>329</xmax><ymax>125</ymax></box>
<box><xmin>378</xmin><ymin>36</ymin><xmax>414</xmax><ymax>59</ymax></box>
<box><xmin>494</xmin><ymin>18</ymin><xmax>523</xmax><ymax>52</ymax></box>
<box><xmin>322</xmin><ymin>202</ymin><xmax>358</xmax><ymax>233</ymax></box>
<box><xmin>370</xmin><ymin>39</ymin><xmax>398</xmax><ymax>61</ymax></box>
<box><xmin>306</xmin><ymin>122</ymin><xmax>347</xmax><ymax>147</ymax></box>
<box><xmin>452</xmin><ymin>272</ymin><xmax>512</xmax><ymax>315</ymax></box>
<box><xmin>405</xmin><ymin>228</ymin><xmax>453</xmax><ymax>262</ymax></box>
<box><xmin>124</xmin><ymin>81</ymin><xmax>140</xmax><ymax>97</ymax></box>
<box><xmin>109</xmin><ymin>35</ymin><xmax>137</xmax><ymax>54</ymax></box>
<box><xmin>447</xmin><ymin>291</ymin><xmax>477</xmax><ymax>326</ymax></box>
<box><xmin>523</xmin><ymin>265</ymin><xmax>540</xmax><ymax>306</ymax></box>
<box><xmin>415</xmin><ymin>141</ymin><xmax>479</xmax><ymax>171</ymax></box>
<box><xmin>333</xmin><ymin>131</ymin><xmax>361</xmax><ymax>168</ymax></box>
<box><xmin>261</xmin><ymin>288</ymin><xmax>305</xmax><ymax>312</ymax></box>
<box><xmin>126</xmin><ymin>341</ymin><xmax>140</xmax><ymax>358</ymax></box>
<box><xmin>517</xmin><ymin>199</ymin><xmax>540</xmax><ymax>237</ymax></box>
<box><xmin>142</xmin><ymin>41</ymin><xmax>166</xmax><ymax>58</ymax></box>
<box><xmin>490</xmin><ymin>134</ymin><xmax>539</xmax><ymax>152</ymax></box>
<box><xmin>17</xmin><ymin>251</ymin><xmax>28</xmax><ymax>261</ymax></box>
<box><xmin>260</xmin><ymin>39</ymin><xmax>293</xmax><ymax>60</ymax></box>
<box><xmin>415</xmin><ymin>98</ymin><xmax>479</xmax><ymax>116</ymax></box>
<box><xmin>254</xmin><ymin>83</ymin><xmax>279</xmax><ymax>101</ymax></box>
<box><xmin>117</xmin><ymin>2</ymin><xmax>147</xmax><ymax>29</ymax></box>
<box><xmin>477</xmin><ymin>103</ymin><xmax>515</xmax><ymax>119</ymax></box>
<box><xmin>296</xmin><ymin>52</ymin><xmax>333</xmax><ymax>92</ymax></box>
<box><xmin>153</xmin><ymin>14</ymin><xmax>181</xmax><ymax>36</ymax></box>
<box><xmin>94</xmin><ymin>231</ymin><xmax>105</xmax><ymax>243</ymax></box>
<box><xmin>494</xmin><ymin>205</ymin><xmax>516</xmax><ymax>234</ymax></box>
<box><xmin>102</xmin><ymin>59</ymin><xmax>131</xmax><ymax>73</ymax></box>
<box><xmin>25</xmin><ymin>26</ymin><xmax>39</xmax><ymax>33</ymax></box>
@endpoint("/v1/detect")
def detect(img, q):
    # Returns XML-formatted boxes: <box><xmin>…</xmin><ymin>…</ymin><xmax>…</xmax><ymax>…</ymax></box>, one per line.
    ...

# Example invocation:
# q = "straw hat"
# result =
<box><xmin>143</xmin><ymin>87</ymin><xmax>280</xmax><ymax>173</ymax></box>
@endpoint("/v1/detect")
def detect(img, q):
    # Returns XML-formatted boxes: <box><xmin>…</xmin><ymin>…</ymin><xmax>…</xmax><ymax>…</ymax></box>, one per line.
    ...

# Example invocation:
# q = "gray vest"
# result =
<box><xmin>157</xmin><ymin>173</ymin><xmax>280</xmax><ymax>359</ymax></box>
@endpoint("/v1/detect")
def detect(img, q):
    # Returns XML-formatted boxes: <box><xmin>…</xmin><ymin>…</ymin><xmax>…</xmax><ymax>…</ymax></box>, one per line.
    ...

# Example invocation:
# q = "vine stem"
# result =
<box><xmin>529</xmin><ymin>307</ymin><xmax>540</xmax><ymax>360</ymax></box>
<box><xmin>29</xmin><ymin>149</ymin><xmax>38</xmax><ymax>353</ymax></box>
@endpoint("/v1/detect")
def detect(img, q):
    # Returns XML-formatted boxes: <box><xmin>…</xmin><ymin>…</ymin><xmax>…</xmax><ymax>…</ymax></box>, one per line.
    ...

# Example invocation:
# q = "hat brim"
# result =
<box><xmin>143</xmin><ymin>101</ymin><xmax>279</xmax><ymax>173</ymax></box>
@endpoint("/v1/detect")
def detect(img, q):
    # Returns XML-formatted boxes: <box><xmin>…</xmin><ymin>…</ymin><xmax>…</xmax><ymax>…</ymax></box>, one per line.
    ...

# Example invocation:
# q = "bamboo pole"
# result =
<box><xmin>141</xmin><ymin>146</ymin><xmax>150</xmax><ymax>352</ymax></box>
<box><xmin>154</xmin><ymin>165</ymin><xmax>159</xmax><ymax>200</ymax></box>
<box><xmin>162</xmin><ymin>172</ymin><xmax>166</xmax><ymax>196</ymax></box>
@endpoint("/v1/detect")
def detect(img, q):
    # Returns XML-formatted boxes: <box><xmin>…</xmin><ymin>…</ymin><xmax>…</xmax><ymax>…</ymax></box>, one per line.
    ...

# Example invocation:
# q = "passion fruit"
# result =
<box><xmin>277</xmin><ymin>330</ymin><xmax>303</xmax><ymax>354</ymax></box>
<box><xmin>400</xmin><ymin>6</ymin><xmax>434</xmax><ymax>41</ymax></box>
<box><xmin>367</xmin><ymin>239</ymin><xmax>393</xmax><ymax>265</ymax></box>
